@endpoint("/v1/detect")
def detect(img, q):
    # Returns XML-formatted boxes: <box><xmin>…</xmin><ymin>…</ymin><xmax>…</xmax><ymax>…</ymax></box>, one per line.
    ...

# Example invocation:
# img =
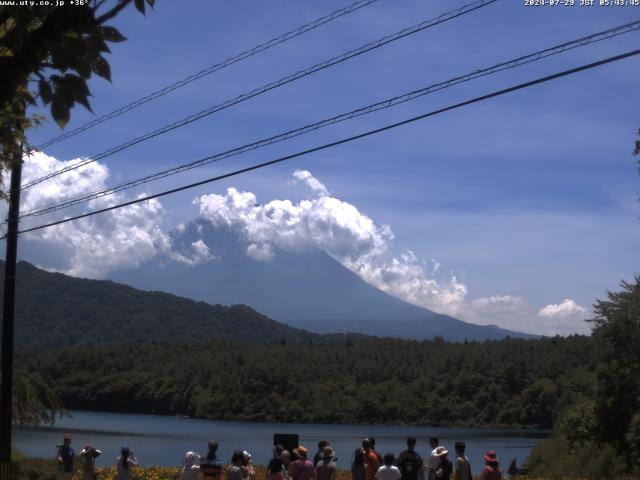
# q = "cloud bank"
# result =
<box><xmin>4</xmin><ymin>151</ymin><xmax>211</xmax><ymax>277</ymax></box>
<box><xmin>193</xmin><ymin>169</ymin><xmax>589</xmax><ymax>334</ymax></box>
<box><xmin>5</xmin><ymin>154</ymin><xmax>590</xmax><ymax>335</ymax></box>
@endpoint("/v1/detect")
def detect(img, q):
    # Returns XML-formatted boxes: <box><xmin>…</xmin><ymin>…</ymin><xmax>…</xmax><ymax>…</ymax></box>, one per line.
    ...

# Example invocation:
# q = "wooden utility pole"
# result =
<box><xmin>0</xmin><ymin>147</ymin><xmax>23</xmax><ymax>479</ymax></box>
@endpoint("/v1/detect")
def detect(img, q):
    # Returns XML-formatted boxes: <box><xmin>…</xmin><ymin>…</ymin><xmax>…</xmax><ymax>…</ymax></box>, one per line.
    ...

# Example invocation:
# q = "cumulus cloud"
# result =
<box><xmin>3</xmin><ymin>151</ymin><xmax>211</xmax><ymax>278</ymax></box>
<box><xmin>6</xmin><ymin>155</ymin><xmax>589</xmax><ymax>335</ymax></box>
<box><xmin>172</xmin><ymin>239</ymin><xmax>216</xmax><ymax>266</ymax></box>
<box><xmin>538</xmin><ymin>299</ymin><xmax>587</xmax><ymax>318</ymax></box>
<box><xmin>292</xmin><ymin>169</ymin><xmax>329</xmax><ymax>195</ymax></box>
<box><xmin>195</xmin><ymin>171</ymin><xmax>467</xmax><ymax>316</ymax></box>
<box><xmin>192</xmin><ymin>170</ymin><xmax>593</xmax><ymax>335</ymax></box>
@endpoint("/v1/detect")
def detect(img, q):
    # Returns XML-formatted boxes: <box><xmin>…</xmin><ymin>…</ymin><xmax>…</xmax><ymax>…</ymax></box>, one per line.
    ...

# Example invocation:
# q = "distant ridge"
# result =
<box><xmin>110</xmin><ymin>220</ymin><xmax>537</xmax><ymax>341</ymax></box>
<box><xmin>0</xmin><ymin>260</ymin><xmax>329</xmax><ymax>350</ymax></box>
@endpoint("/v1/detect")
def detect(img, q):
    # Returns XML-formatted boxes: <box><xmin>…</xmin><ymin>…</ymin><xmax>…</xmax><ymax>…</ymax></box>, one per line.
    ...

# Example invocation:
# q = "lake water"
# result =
<box><xmin>14</xmin><ymin>411</ymin><xmax>548</xmax><ymax>474</ymax></box>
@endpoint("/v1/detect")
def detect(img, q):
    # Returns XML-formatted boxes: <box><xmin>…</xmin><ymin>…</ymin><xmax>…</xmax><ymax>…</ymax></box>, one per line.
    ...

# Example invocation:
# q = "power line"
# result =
<box><xmin>31</xmin><ymin>0</ymin><xmax>381</xmax><ymax>152</ymax></box>
<box><xmin>22</xmin><ymin>0</ymin><xmax>498</xmax><ymax>190</ymax></box>
<box><xmin>20</xmin><ymin>19</ymin><xmax>640</xmax><ymax>219</ymax></box>
<box><xmin>13</xmin><ymin>47</ymin><xmax>640</xmax><ymax>238</ymax></box>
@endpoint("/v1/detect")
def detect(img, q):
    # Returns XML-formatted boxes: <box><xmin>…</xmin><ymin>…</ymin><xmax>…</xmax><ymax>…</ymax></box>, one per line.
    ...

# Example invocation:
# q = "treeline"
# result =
<box><xmin>525</xmin><ymin>277</ymin><xmax>640</xmax><ymax>479</ymax></box>
<box><xmin>18</xmin><ymin>335</ymin><xmax>595</xmax><ymax>428</ymax></box>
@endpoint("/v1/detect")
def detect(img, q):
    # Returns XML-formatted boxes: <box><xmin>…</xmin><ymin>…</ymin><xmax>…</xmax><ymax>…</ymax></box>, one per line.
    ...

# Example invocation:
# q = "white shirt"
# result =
<box><xmin>375</xmin><ymin>465</ymin><xmax>402</xmax><ymax>480</ymax></box>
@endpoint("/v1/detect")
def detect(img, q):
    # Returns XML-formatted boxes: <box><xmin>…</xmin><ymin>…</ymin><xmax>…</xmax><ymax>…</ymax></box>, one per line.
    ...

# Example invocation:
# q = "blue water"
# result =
<box><xmin>14</xmin><ymin>411</ymin><xmax>547</xmax><ymax>474</ymax></box>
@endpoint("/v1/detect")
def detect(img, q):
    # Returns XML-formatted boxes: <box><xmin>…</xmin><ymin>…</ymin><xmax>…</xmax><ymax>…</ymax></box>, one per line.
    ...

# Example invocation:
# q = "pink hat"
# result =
<box><xmin>484</xmin><ymin>450</ymin><xmax>499</xmax><ymax>463</ymax></box>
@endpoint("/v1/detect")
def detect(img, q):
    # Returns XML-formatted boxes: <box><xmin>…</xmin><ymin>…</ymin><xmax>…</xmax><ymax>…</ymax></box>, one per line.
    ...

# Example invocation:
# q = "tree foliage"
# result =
<box><xmin>0</xmin><ymin>0</ymin><xmax>154</xmax><ymax>188</ymax></box>
<box><xmin>591</xmin><ymin>277</ymin><xmax>640</xmax><ymax>462</ymax></box>
<box><xmin>0</xmin><ymin>369</ymin><xmax>64</xmax><ymax>427</ymax></box>
<box><xmin>528</xmin><ymin>276</ymin><xmax>640</xmax><ymax>478</ymax></box>
<box><xmin>18</xmin><ymin>335</ymin><xmax>596</xmax><ymax>428</ymax></box>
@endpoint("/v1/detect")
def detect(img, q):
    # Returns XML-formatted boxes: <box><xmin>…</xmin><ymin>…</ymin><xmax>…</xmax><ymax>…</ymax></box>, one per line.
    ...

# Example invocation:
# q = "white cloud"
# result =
<box><xmin>195</xmin><ymin>171</ymin><xmax>468</xmax><ymax>317</ymax></box>
<box><xmin>172</xmin><ymin>239</ymin><xmax>216</xmax><ymax>266</ymax></box>
<box><xmin>292</xmin><ymin>169</ymin><xmax>329</xmax><ymax>195</ymax></box>
<box><xmin>538</xmin><ymin>298</ymin><xmax>587</xmax><ymax>318</ymax></box>
<box><xmin>6</xmin><ymin>155</ymin><xmax>591</xmax><ymax>335</ymax></box>
<box><xmin>4</xmin><ymin>151</ymin><xmax>209</xmax><ymax>278</ymax></box>
<box><xmin>192</xmin><ymin>170</ymin><xmax>594</xmax><ymax>335</ymax></box>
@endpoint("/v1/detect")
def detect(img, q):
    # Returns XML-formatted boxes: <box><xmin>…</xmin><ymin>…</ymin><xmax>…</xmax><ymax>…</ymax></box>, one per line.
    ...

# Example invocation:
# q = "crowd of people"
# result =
<box><xmin>56</xmin><ymin>433</ymin><xmax>138</xmax><ymax>480</ymax></box>
<box><xmin>55</xmin><ymin>434</ymin><xmax>504</xmax><ymax>480</ymax></box>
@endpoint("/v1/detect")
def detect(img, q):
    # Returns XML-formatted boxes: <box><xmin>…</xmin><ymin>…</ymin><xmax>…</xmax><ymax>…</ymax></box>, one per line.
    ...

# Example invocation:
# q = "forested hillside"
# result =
<box><xmin>19</xmin><ymin>335</ymin><xmax>595</xmax><ymax>428</ymax></box>
<box><xmin>1</xmin><ymin>261</ymin><xmax>327</xmax><ymax>348</ymax></box>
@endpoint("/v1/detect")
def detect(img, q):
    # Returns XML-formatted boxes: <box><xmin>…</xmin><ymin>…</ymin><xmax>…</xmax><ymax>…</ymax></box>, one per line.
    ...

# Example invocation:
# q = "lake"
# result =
<box><xmin>14</xmin><ymin>411</ymin><xmax>548</xmax><ymax>474</ymax></box>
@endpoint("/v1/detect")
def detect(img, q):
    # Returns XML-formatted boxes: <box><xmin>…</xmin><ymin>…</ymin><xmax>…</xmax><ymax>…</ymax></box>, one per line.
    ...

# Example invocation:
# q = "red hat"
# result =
<box><xmin>484</xmin><ymin>450</ymin><xmax>498</xmax><ymax>463</ymax></box>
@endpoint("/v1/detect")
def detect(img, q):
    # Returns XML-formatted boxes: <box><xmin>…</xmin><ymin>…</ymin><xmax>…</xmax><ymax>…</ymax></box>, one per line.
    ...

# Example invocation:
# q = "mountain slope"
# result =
<box><xmin>110</xmin><ymin>220</ymin><xmax>536</xmax><ymax>341</ymax></box>
<box><xmin>0</xmin><ymin>260</ymin><xmax>324</xmax><ymax>350</ymax></box>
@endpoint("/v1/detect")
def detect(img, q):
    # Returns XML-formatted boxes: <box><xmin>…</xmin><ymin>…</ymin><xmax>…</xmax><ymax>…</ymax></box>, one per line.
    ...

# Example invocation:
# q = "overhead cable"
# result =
<box><xmin>20</xmin><ymin>19</ymin><xmax>640</xmax><ymax>218</ymax></box>
<box><xmin>12</xmin><ymin>47</ymin><xmax>640</xmax><ymax>238</ymax></box>
<box><xmin>32</xmin><ymin>0</ymin><xmax>382</xmax><ymax>151</ymax></box>
<box><xmin>22</xmin><ymin>0</ymin><xmax>498</xmax><ymax>190</ymax></box>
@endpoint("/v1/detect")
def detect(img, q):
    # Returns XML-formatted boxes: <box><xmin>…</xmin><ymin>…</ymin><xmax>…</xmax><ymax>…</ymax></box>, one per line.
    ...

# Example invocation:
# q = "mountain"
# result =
<box><xmin>110</xmin><ymin>220</ymin><xmax>536</xmax><ymax>341</ymax></box>
<box><xmin>0</xmin><ymin>260</ymin><xmax>327</xmax><ymax>350</ymax></box>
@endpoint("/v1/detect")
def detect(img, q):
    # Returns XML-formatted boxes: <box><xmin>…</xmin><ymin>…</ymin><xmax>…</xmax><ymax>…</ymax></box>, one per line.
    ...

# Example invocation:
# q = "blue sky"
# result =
<box><xmin>12</xmin><ymin>0</ymin><xmax>640</xmax><ymax>334</ymax></box>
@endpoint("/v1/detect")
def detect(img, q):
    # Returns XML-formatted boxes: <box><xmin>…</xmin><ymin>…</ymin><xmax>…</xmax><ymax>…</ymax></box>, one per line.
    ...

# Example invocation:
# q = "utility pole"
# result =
<box><xmin>0</xmin><ymin>144</ymin><xmax>23</xmax><ymax>479</ymax></box>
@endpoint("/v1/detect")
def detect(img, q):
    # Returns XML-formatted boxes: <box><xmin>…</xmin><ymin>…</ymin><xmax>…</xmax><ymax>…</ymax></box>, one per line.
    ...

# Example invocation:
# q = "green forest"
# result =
<box><xmin>12</xmin><ymin>275</ymin><xmax>640</xmax><ymax>479</ymax></box>
<box><xmin>19</xmin><ymin>335</ymin><xmax>593</xmax><ymax>428</ymax></box>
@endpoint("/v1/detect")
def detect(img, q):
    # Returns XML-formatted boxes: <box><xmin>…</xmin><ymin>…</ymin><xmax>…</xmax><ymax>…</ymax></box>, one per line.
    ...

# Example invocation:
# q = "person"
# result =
<box><xmin>228</xmin><ymin>450</ymin><xmax>247</xmax><ymax>480</ymax></box>
<box><xmin>201</xmin><ymin>441</ymin><xmax>223</xmax><ymax>480</ymax></box>
<box><xmin>351</xmin><ymin>448</ymin><xmax>367</xmax><ymax>480</ymax></box>
<box><xmin>362</xmin><ymin>439</ymin><xmax>380</xmax><ymax>480</ymax></box>
<box><xmin>181</xmin><ymin>451</ymin><xmax>201</xmax><ymax>480</ymax></box>
<box><xmin>398</xmin><ymin>437</ymin><xmax>423</xmax><ymax>480</ymax></box>
<box><xmin>480</xmin><ymin>451</ymin><xmax>502</xmax><ymax>480</ymax></box>
<box><xmin>79</xmin><ymin>444</ymin><xmax>102</xmax><ymax>480</ymax></box>
<box><xmin>116</xmin><ymin>445</ymin><xmax>138</xmax><ymax>480</ymax></box>
<box><xmin>369</xmin><ymin>438</ymin><xmax>383</xmax><ymax>465</ymax></box>
<box><xmin>267</xmin><ymin>445</ymin><xmax>286</xmax><ymax>480</ymax></box>
<box><xmin>280</xmin><ymin>450</ymin><xmax>292</xmax><ymax>480</ymax></box>
<box><xmin>426</xmin><ymin>438</ymin><xmax>441</xmax><ymax>480</ymax></box>
<box><xmin>56</xmin><ymin>433</ymin><xmax>75</xmax><ymax>480</ymax></box>
<box><xmin>315</xmin><ymin>446</ymin><xmax>336</xmax><ymax>480</ymax></box>
<box><xmin>313</xmin><ymin>441</ymin><xmax>329</xmax><ymax>467</ymax></box>
<box><xmin>453</xmin><ymin>443</ymin><xmax>471</xmax><ymax>480</ymax></box>
<box><xmin>374</xmin><ymin>453</ymin><xmax>401</xmax><ymax>480</ymax></box>
<box><xmin>432</xmin><ymin>447</ymin><xmax>452</xmax><ymax>480</ymax></box>
<box><xmin>289</xmin><ymin>446</ymin><xmax>315</xmax><ymax>480</ymax></box>
<box><xmin>242</xmin><ymin>451</ymin><xmax>256</xmax><ymax>480</ymax></box>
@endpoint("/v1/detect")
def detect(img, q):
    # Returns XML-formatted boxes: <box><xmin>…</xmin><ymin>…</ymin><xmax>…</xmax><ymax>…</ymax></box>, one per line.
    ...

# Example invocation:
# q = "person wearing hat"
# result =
<box><xmin>201</xmin><ymin>441</ymin><xmax>223</xmax><ymax>480</ymax></box>
<box><xmin>56</xmin><ymin>433</ymin><xmax>75</xmax><ymax>480</ymax></box>
<box><xmin>79</xmin><ymin>444</ymin><xmax>102</xmax><ymax>480</ymax></box>
<box><xmin>480</xmin><ymin>451</ymin><xmax>502</xmax><ymax>480</ymax></box>
<box><xmin>426</xmin><ymin>437</ymin><xmax>441</xmax><ymax>480</ymax></box>
<box><xmin>289</xmin><ymin>446</ymin><xmax>315</xmax><ymax>480</ymax></box>
<box><xmin>116</xmin><ymin>445</ymin><xmax>138</xmax><ymax>480</ymax></box>
<box><xmin>181</xmin><ymin>451</ymin><xmax>201</xmax><ymax>480</ymax></box>
<box><xmin>315</xmin><ymin>446</ymin><xmax>336</xmax><ymax>480</ymax></box>
<box><xmin>432</xmin><ymin>447</ymin><xmax>452</xmax><ymax>480</ymax></box>
<box><xmin>242</xmin><ymin>451</ymin><xmax>256</xmax><ymax>480</ymax></box>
